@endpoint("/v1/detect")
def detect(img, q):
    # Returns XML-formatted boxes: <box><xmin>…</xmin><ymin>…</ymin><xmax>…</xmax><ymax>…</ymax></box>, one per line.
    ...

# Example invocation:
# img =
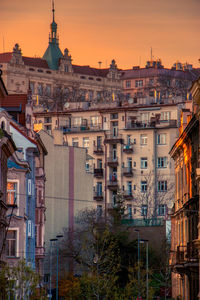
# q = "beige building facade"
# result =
<box><xmin>38</xmin><ymin>130</ymin><xmax>94</xmax><ymax>250</ymax></box>
<box><xmin>34</xmin><ymin>102</ymin><xmax>181</xmax><ymax>219</ymax></box>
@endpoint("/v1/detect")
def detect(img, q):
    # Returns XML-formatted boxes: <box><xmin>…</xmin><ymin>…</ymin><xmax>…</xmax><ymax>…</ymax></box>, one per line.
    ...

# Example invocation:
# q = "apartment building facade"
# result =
<box><xmin>34</xmin><ymin>102</ymin><xmax>181</xmax><ymax>218</ymax></box>
<box><xmin>169</xmin><ymin>108</ymin><xmax>199</xmax><ymax>299</ymax></box>
<box><xmin>121</xmin><ymin>60</ymin><xmax>200</xmax><ymax>106</ymax></box>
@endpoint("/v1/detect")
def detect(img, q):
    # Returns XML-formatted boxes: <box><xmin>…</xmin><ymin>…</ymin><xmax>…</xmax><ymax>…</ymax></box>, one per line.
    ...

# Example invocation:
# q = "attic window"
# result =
<box><xmin>29</xmin><ymin>68</ymin><xmax>35</xmax><ymax>71</ymax></box>
<box><xmin>46</xmin><ymin>71</ymin><xmax>51</xmax><ymax>74</ymax></box>
<box><xmin>38</xmin><ymin>69</ymin><xmax>43</xmax><ymax>73</ymax></box>
<box><xmin>96</xmin><ymin>78</ymin><xmax>102</xmax><ymax>81</ymax></box>
<box><xmin>89</xmin><ymin>77</ymin><xmax>94</xmax><ymax>80</ymax></box>
<box><xmin>80</xmin><ymin>76</ymin><xmax>86</xmax><ymax>79</ymax></box>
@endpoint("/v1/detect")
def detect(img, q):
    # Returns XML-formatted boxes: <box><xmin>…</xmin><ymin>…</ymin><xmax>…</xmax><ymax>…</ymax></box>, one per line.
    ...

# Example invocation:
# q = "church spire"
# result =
<box><xmin>52</xmin><ymin>0</ymin><xmax>55</xmax><ymax>22</ymax></box>
<box><xmin>49</xmin><ymin>0</ymin><xmax>58</xmax><ymax>44</ymax></box>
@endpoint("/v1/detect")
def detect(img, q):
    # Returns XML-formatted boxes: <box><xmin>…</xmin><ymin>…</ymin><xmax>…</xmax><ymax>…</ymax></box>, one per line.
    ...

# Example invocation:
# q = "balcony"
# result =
<box><xmin>93</xmin><ymin>192</ymin><xmax>103</xmax><ymax>201</ymax></box>
<box><xmin>176</xmin><ymin>246</ymin><xmax>186</xmax><ymax>265</ymax></box>
<box><xmin>107</xmin><ymin>157</ymin><xmax>118</xmax><ymax>167</ymax></box>
<box><xmin>62</xmin><ymin>124</ymin><xmax>102</xmax><ymax>133</ymax></box>
<box><xmin>104</xmin><ymin>133</ymin><xmax>123</xmax><ymax>144</ymax></box>
<box><xmin>123</xmin><ymin>167</ymin><xmax>133</xmax><ymax>177</ymax></box>
<box><xmin>186</xmin><ymin>241</ymin><xmax>198</xmax><ymax>260</ymax></box>
<box><xmin>123</xmin><ymin>190</ymin><xmax>133</xmax><ymax>200</ymax></box>
<box><xmin>93</xmin><ymin>145</ymin><xmax>104</xmax><ymax>155</ymax></box>
<box><xmin>107</xmin><ymin>180</ymin><xmax>119</xmax><ymax>191</ymax></box>
<box><xmin>123</xmin><ymin>144</ymin><xmax>134</xmax><ymax>153</ymax></box>
<box><xmin>94</xmin><ymin>168</ymin><xmax>104</xmax><ymax>178</ymax></box>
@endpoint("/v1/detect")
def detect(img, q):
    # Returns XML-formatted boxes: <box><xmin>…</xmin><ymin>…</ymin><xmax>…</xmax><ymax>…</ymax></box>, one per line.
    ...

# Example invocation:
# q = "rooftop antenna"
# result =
<box><xmin>98</xmin><ymin>61</ymin><xmax>102</xmax><ymax>68</ymax></box>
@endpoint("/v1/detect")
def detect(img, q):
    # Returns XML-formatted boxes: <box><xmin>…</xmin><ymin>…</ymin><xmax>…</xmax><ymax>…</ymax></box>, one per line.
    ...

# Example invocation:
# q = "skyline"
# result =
<box><xmin>1</xmin><ymin>0</ymin><xmax>200</xmax><ymax>69</ymax></box>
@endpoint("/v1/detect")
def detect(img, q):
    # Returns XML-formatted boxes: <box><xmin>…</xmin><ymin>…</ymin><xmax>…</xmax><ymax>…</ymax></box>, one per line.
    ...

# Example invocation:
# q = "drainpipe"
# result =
<box><xmin>154</xmin><ymin>129</ymin><xmax>157</xmax><ymax>219</ymax></box>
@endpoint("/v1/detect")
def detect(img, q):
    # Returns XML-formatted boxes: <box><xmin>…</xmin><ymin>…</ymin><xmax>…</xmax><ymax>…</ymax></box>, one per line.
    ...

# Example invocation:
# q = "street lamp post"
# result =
<box><xmin>49</xmin><ymin>238</ymin><xmax>58</xmax><ymax>299</ymax></box>
<box><xmin>56</xmin><ymin>235</ymin><xmax>63</xmax><ymax>300</ymax></box>
<box><xmin>135</xmin><ymin>229</ymin><xmax>140</xmax><ymax>296</ymax></box>
<box><xmin>140</xmin><ymin>239</ymin><xmax>149</xmax><ymax>300</ymax></box>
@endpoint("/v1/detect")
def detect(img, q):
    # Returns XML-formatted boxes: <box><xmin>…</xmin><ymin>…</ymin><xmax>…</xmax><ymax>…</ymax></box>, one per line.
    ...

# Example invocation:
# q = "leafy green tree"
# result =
<box><xmin>0</xmin><ymin>259</ymin><xmax>47</xmax><ymax>300</ymax></box>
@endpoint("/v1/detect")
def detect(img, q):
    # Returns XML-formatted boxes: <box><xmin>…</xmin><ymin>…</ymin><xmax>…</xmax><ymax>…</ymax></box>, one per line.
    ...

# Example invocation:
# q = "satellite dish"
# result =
<box><xmin>128</xmin><ymin>98</ymin><xmax>133</xmax><ymax>104</ymax></box>
<box><xmin>64</xmin><ymin>102</ymin><xmax>70</xmax><ymax>108</ymax></box>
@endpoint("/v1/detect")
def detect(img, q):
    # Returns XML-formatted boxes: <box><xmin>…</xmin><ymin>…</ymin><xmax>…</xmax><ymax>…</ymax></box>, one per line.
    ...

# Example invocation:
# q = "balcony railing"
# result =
<box><xmin>62</xmin><ymin>124</ymin><xmax>102</xmax><ymax>133</ymax></box>
<box><xmin>123</xmin><ymin>144</ymin><xmax>134</xmax><ymax>153</ymax></box>
<box><xmin>93</xmin><ymin>191</ymin><xmax>103</xmax><ymax>201</ymax></box>
<box><xmin>105</xmin><ymin>133</ymin><xmax>123</xmax><ymax>143</ymax></box>
<box><xmin>94</xmin><ymin>168</ymin><xmax>104</xmax><ymax>178</ymax></box>
<box><xmin>126</xmin><ymin>119</ymin><xmax>177</xmax><ymax>130</ymax></box>
<box><xmin>121</xmin><ymin>218</ymin><xmax>165</xmax><ymax>227</ymax></box>
<box><xmin>186</xmin><ymin>241</ymin><xmax>198</xmax><ymax>260</ymax></box>
<box><xmin>123</xmin><ymin>190</ymin><xmax>133</xmax><ymax>200</ymax></box>
<box><xmin>107</xmin><ymin>157</ymin><xmax>118</xmax><ymax>166</ymax></box>
<box><xmin>93</xmin><ymin>146</ymin><xmax>104</xmax><ymax>155</ymax></box>
<box><xmin>176</xmin><ymin>246</ymin><xmax>186</xmax><ymax>264</ymax></box>
<box><xmin>107</xmin><ymin>180</ymin><xmax>119</xmax><ymax>190</ymax></box>
<box><xmin>123</xmin><ymin>167</ymin><xmax>133</xmax><ymax>177</ymax></box>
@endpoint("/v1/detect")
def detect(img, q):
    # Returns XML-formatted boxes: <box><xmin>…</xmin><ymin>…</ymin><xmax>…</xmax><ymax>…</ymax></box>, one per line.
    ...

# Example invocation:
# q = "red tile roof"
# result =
<box><xmin>0</xmin><ymin>53</ymin><xmax>12</xmax><ymax>63</ymax></box>
<box><xmin>1</xmin><ymin>94</ymin><xmax>27</xmax><ymax>109</ymax></box>
<box><xmin>1</xmin><ymin>94</ymin><xmax>27</xmax><ymax>126</ymax></box>
<box><xmin>0</xmin><ymin>53</ymin><xmax>49</xmax><ymax>69</ymax></box>
<box><xmin>72</xmin><ymin>65</ymin><xmax>109</xmax><ymax>77</ymax></box>
<box><xmin>0</xmin><ymin>52</ymin><xmax>110</xmax><ymax>77</ymax></box>
<box><xmin>121</xmin><ymin>67</ymin><xmax>200</xmax><ymax>81</ymax></box>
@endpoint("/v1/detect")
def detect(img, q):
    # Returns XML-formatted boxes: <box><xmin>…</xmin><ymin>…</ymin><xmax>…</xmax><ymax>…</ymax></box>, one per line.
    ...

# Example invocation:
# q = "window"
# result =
<box><xmin>127</xmin><ymin>181</ymin><xmax>132</xmax><ymax>195</ymax></box>
<box><xmin>73</xmin><ymin>117</ymin><xmax>82</xmax><ymax>127</ymax></box>
<box><xmin>141</xmin><ymin>113</ymin><xmax>149</xmax><ymax>123</ymax></box>
<box><xmin>83</xmin><ymin>137</ymin><xmax>89</xmax><ymax>149</ymax></box>
<box><xmin>45</xmin><ymin>85</ymin><xmax>51</xmax><ymax>96</ymax></box>
<box><xmin>90</xmin><ymin>116</ymin><xmax>100</xmax><ymax>126</ymax></box>
<box><xmin>111</xmin><ymin>113</ymin><xmax>118</xmax><ymax>120</ymax></box>
<box><xmin>72</xmin><ymin>138</ymin><xmax>79</xmax><ymax>147</ymax></box>
<box><xmin>127</xmin><ymin>204</ymin><xmax>132</xmax><ymax>219</ymax></box>
<box><xmin>85</xmin><ymin>162</ymin><xmax>90</xmax><ymax>172</ymax></box>
<box><xmin>126</xmin><ymin>93</ymin><xmax>130</xmax><ymax>100</ymax></box>
<box><xmin>141</xmin><ymin>181</ymin><xmax>147</xmax><ymax>192</ymax></box>
<box><xmin>7</xmin><ymin>182</ymin><xmax>17</xmax><ymax>205</ymax></box>
<box><xmin>140</xmin><ymin>134</ymin><xmax>147</xmax><ymax>145</ymax></box>
<box><xmin>157</xmin><ymin>133</ymin><xmax>166</xmax><ymax>145</ymax></box>
<box><xmin>97</xmin><ymin>205</ymin><xmax>102</xmax><ymax>218</ymax></box>
<box><xmin>44</xmin><ymin>117</ymin><xmax>52</xmax><ymax>123</ymax></box>
<box><xmin>149</xmin><ymin>79</ymin><xmax>154</xmax><ymax>85</ymax></box>
<box><xmin>135</xmin><ymin>80</ymin><xmax>143</xmax><ymax>87</ymax></box>
<box><xmin>134</xmin><ymin>162</ymin><xmax>136</xmax><ymax>167</ymax></box>
<box><xmin>141</xmin><ymin>205</ymin><xmax>147</xmax><ymax>216</ymax></box>
<box><xmin>6</xmin><ymin>230</ymin><xmax>17</xmax><ymax>257</ymax></box>
<box><xmin>97</xmin><ymin>182</ymin><xmax>102</xmax><ymax>196</ymax></box>
<box><xmin>157</xmin><ymin>181</ymin><xmax>167</xmax><ymax>192</ymax></box>
<box><xmin>157</xmin><ymin>157</ymin><xmax>167</xmax><ymax>168</ymax></box>
<box><xmin>89</xmin><ymin>90</ymin><xmax>93</xmax><ymax>101</ymax></box>
<box><xmin>158</xmin><ymin>204</ymin><xmax>167</xmax><ymax>216</ymax></box>
<box><xmin>161</xmin><ymin>112</ymin><xmax>171</xmax><ymax>121</ymax></box>
<box><xmin>141</xmin><ymin>157</ymin><xmax>148</xmax><ymax>169</ymax></box>
<box><xmin>126</xmin><ymin>81</ymin><xmax>131</xmax><ymax>88</ymax></box>
<box><xmin>30</xmin><ymin>82</ymin><xmax>35</xmax><ymax>94</ymax></box>
<box><xmin>37</xmin><ymin>83</ymin><xmax>43</xmax><ymax>96</ymax></box>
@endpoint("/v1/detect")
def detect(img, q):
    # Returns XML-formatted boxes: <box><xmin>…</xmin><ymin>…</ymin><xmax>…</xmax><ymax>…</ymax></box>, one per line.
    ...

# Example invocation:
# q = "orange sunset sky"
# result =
<box><xmin>1</xmin><ymin>0</ymin><xmax>200</xmax><ymax>70</ymax></box>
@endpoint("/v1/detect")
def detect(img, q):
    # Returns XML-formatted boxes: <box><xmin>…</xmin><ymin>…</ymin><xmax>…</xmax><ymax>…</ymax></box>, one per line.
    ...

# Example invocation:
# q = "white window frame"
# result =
<box><xmin>141</xmin><ymin>181</ymin><xmax>147</xmax><ymax>192</ymax></box>
<box><xmin>83</xmin><ymin>137</ymin><xmax>89</xmax><ymax>149</ymax></box>
<box><xmin>6</xmin><ymin>228</ymin><xmax>19</xmax><ymax>257</ymax></box>
<box><xmin>141</xmin><ymin>157</ymin><xmax>148</xmax><ymax>169</ymax></box>
<box><xmin>157</xmin><ymin>181</ymin><xmax>167</xmax><ymax>192</ymax></box>
<box><xmin>157</xmin><ymin>133</ymin><xmax>166</xmax><ymax>145</ymax></box>
<box><xmin>157</xmin><ymin>157</ymin><xmax>167</xmax><ymax>168</ymax></box>
<box><xmin>7</xmin><ymin>180</ymin><xmax>19</xmax><ymax>213</ymax></box>
<box><xmin>140</xmin><ymin>134</ymin><xmax>147</xmax><ymax>145</ymax></box>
